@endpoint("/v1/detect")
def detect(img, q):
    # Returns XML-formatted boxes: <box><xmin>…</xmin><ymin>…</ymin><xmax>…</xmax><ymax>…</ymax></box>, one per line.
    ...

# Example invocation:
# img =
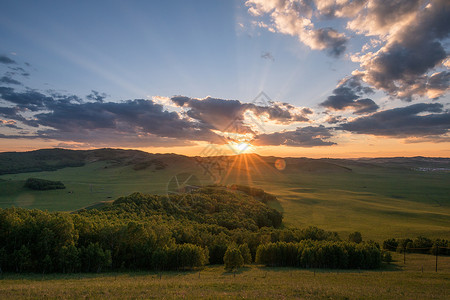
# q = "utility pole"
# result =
<box><xmin>404</xmin><ymin>246</ymin><xmax>406</xmax><ymax>264</ymax></box>
<box><xmin>435</xmin><ymin>246</ymin><xmax>438</xmax><ymax>272</ymax></box>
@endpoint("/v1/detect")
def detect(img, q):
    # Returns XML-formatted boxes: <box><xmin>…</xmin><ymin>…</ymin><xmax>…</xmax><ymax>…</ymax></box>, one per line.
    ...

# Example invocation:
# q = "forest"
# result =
<box><xmin>1</xmin><ymin>186</ymin><xmax>383</xmax><ymax>273</ymax></box>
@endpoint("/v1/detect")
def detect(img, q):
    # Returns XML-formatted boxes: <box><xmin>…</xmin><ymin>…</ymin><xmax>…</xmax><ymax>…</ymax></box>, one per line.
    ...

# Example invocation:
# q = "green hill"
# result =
<box><xmin>0</xmin><ymin>148</ymin><xmax>449</xmax><ymax>241</ymax></box>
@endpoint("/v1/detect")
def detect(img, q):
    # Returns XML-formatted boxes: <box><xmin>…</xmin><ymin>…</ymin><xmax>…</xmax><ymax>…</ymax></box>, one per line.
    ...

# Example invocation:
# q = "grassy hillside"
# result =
<box><xmin>0</xmin><ymin>252</ymin><xmax>449</xmax><ymax>299</ymax></box>
<box><xmin>0</xmin><ymin>149</ymin><xmax>449</xmax><ymax>241</ymax></box>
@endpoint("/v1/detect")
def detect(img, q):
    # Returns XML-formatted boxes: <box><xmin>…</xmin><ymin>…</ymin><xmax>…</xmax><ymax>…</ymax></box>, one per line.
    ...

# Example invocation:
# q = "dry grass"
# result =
<box><xmin>1</xmin><ymin>253</ymin><xmax>449</xmax><ymax>299</ymax></box>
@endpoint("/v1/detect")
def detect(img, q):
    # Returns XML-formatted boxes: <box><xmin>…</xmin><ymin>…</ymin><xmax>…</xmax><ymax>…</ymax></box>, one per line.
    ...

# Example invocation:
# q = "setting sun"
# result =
<box><xmin>228</xmin><ymin>141</ymin><xmax>253</xmax><ymax>154</ymax></box>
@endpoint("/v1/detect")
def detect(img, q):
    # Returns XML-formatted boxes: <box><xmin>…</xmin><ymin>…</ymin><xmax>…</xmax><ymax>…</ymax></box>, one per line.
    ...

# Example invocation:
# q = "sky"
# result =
<box><xmin>0</xmin><ymin>0</ymin><xmax>449</xmax><ymax>158</ymax></box>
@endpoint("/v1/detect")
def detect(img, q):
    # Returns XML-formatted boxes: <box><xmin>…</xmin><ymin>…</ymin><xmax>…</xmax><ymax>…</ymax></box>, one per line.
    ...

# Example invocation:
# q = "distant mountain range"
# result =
<box><xmin>1</xmin><ymin>148</ymin><xmax>449</xmax><ymax>175</ymax></box>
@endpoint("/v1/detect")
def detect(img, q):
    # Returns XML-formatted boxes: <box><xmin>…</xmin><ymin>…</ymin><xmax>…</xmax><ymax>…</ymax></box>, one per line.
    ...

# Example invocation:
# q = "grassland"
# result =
<box><xmin>0</xmin><ymin>152</ymin><xmax>449</xmax><ymax>241</ymax></box>
<box><xmin>0</xmin><ymin>253</ymin><xmax>449</xmax><ymax>299</ymax></box>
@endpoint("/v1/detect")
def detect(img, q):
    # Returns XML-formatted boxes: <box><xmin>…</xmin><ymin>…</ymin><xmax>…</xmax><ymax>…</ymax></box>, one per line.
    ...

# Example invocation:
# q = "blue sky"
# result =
<box><xmin>0</xmin><ymin>0</ymin><xmax>449</xmax><ymax>157</ymax></box>
<box><xmin>0</xmin><ymin>0</ymin><xmax>354</xmax><ymax>103</ymax></box>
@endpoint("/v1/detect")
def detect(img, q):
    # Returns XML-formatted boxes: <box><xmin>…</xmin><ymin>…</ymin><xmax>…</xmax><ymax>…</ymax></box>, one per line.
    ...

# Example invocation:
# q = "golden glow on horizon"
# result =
<box><xmin>1</xmin><ymin>135</ymin><xmax>449</xmax><ymax>158</ymax></box>
<box><xmin>228</xmin><ymin>141</ymin><xmax>254</xmax><ymax>154</ymax></box>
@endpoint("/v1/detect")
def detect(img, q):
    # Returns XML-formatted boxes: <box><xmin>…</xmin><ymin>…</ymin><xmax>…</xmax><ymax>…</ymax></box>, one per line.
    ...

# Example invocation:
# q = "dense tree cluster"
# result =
<box><xmin>0</xmin><ymin>186</ymin><xmax>378</xmax><ymax>273</ymax></box>
<box><xmin>383</xmin><ymin>237</ymin><xmax>450</xmax><ymax>255</ymax></box>
<box><xmin>229</xmin><ymin>184</ymin><xmax>277</xmax><ymax>203</ymax></box>
<box><xmin>255</xmin><ymin>240</ymin><xmax>381</xmax><ymax>269</ymax></box>
<box><xmin>24</xmin><ymin>178</ymin><xmax>66</xmax><ymax>190</ymax></box>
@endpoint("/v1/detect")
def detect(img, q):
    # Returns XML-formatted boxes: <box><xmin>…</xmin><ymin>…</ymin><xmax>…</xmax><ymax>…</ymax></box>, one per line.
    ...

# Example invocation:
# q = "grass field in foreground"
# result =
<box><xmin>0</xmin><ymin>253</ymin><xmax>449</xmax><ymax>299</ymax></box>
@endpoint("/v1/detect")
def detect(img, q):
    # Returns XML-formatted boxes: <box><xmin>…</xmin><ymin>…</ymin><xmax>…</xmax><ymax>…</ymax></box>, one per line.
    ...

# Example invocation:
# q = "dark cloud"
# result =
<box><xmin>253</xmin><ymin>125</ymin><xmax>336</xmax><ymax>147</ymax></box>
<box><xmin>86</xmin><ymin>90</ymin><xmax>108</xmax><ymax>103</ymax></box>
<box><xmin>320</xmin><ymin>76</ymin><xmax>378</xmax><ymax>114</ymax></box>
<box><xmin>0</xmin><ymin>76</ymin><xmax>22</xmax><ymax>85</ymax></box>
<box><xmin>0</xmin><ymin>87</ymin><xmax>54</xmax><ymax>111</ymax></box>
<box><xmin>313</xmin><ymin>27</ymin><xmax>347</xmax><ymax>57</ymax></box>
<box><xmin>35</xmin><ymin>99</ymin><xmax>223</xmax><ymax>143</ymax></box>
<box><xmin>0</xmin><ymin>87</ymin><xmax>224</xmax><ymax>146</ymax></box>
<box><xmin>325</xmin><ymin>115</ymin><xmax>347</xmax><ymax>124</ymax></box>
<box><xmin>339</xmin><ymin>103</ymin><xmax>450</xmax><ymax>137</ymax></box>
<box><xmin>356</xmin><ymin>0</ymin><xmax>450</xmax><ymax>100</ymax></box>
<box><xmin>426</xmin><ymin>71</ymin><xmax>450</xmax><ymax>99</ymax></box>
<box><xmin>8</xmin><ymin>66</ymin><xmax>30</xmax><ymax>77</ymax></box>
<box><xmin>261</xmin><ymin>51</ymin><xmax>274</xmax><ymax>61</ymax></box>
<box><xmin>170</xmin><ymin>96</ymin><xmax>311</xmax><ymax>133</ymax></box>
<box><xmin>0</xmin><ymin>55</ymin><xmax>16</xmax><ymax>65</ymax></box>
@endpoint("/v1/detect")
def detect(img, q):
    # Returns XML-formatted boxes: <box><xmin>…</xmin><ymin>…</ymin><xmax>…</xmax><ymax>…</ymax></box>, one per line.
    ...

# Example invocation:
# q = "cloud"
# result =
<box><xmin>261</xmin><ymin>51</ymin><xmax>275</xmax><ymax>61</ymax></box>
<box><xmin>0</xmin><ymin>87</ymin><xmax>54</xmax><ymax>111</ymax></box>
<box><xmin>86</xmin><ymin>90</ymin><xmax>108</xmax><ymax>103</ymax></box>
<box><xmin>352</xmin><ymin>0</ymin><xmax>450</xmax><ymax>100</ymax></box>
<box><xmin>339</xmin><ymin>103</ymin><xmax>450</xmax><ymax>138</ymax></box>
<box><xmin>0</xmin><ymin>55</ymin><xmax>16</xmax><ymax>65</ymax></box>
<box><xmin>253</xmin><ymin>125</ymin><xmax>336</xmax><ymax>147</ymax></box>
<box><xmin>0</xmin><ymin>119</ymin><xmax>21</xmax><ymax>129</ymax></box>
<box><xmin>0</xmin><ymin>86</ymin><xmax>318</xmax><ymax>147</ymax></box>
<box><xmin>0</xmin><ymin>87</ymin><xmax>224</xmax><ymax>146</ymax></box>
<box><xmin>320</xmin><ymin>75</ymin><xmax>378</xmax><ymax>114</ymax></box>
<box><xmin>0</xmin><ymin>76</ymin><xmax>22</xmax><ymax>85</ymax></box>
<box><xmin>170</xmin><ymin>95</ymin><xmax>312</xmax><ymax>133</ymax></box>
<box><xmin>246</xmin><ymin>0</ymin><xmax>348</xmax><ymax>57</ymax></box>
<box><xmin>245</xmin><ymin>0</ymin><xmax>450</xmax><ymax>101</ymax></box>
<box><xmin>325</xmin><ymin>115</ymin><xmax>347</xmax><ymax>124</ymax></box>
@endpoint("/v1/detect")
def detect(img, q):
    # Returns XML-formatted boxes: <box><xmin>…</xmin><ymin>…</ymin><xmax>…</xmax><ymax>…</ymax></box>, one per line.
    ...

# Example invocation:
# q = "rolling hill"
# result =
<box><xmin>0</xmin><ymin>148</ymin><xmax>449</xmax><ymax>240</ymax></box>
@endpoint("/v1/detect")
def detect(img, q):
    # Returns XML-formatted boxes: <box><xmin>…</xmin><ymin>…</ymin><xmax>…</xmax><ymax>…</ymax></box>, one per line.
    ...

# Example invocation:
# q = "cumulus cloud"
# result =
<box><xmin>339</xmin><ymin>103</ymin><xmax>450</xmax><ymax>137</ymax></box>
<box><xmin>253</xmin><ymin>125</ymin><xmax>336</xmax><ymax>147</ymax></box>
<box><xmin>170</xmin><ymin>95</ymin><xmax>312</xmax><ymax>133</ymax></box>
<box><xmin>320</xmin><ymin>75</ymin><xmax>378</xmax><ymax>114</ymax></box>
<box><xmin>351</xmin><ymin>0</ymin><xmax>450</xmax><ymax>100</ymax></box>
<box><xmin>0</xmin><ymin>87</ymin><xmax>225</xmax><ymax>146</ymax></box>
<box><xmin>246</xmin><ymin>0</ymin><xmax>348</xmax><ymax>57</ymax></box>
<box><xmin>246</xmin><ymin>0</ymin><xmax>450</xmax><ymax>101</ymax></box>
<box><xmin>0</xmin><ymin>85</ymin><xmax>324</xmax><ymax>148</ymax></box>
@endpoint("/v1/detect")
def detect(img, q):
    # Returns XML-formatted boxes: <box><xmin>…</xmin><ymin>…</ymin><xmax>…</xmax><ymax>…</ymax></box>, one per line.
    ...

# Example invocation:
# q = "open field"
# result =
<box><xmin>1</xmin><ymin>151</ymin><xmax>449</xmax><ymax>241</ymax></box>
<box><xmin>0</xmin><ymin>253</ymin><xmax>449</xmax><ymax>299</ymax></box>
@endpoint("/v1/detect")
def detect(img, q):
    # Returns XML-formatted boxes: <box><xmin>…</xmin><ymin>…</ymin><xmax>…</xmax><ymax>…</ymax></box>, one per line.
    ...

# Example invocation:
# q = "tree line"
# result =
<box><xmin>255</xmin><ymin>240</ymin><xmax>381</xmax><ymax>269</ymax></box>
<box><xmin>0</xmin><ymin>186</ymin><xmax>381</xmax><ymax>273</ymax></box>
<box><xmin>383</xmin><ymin>237</ymin><xmax>450</xmax><ymax>255</ymax></box>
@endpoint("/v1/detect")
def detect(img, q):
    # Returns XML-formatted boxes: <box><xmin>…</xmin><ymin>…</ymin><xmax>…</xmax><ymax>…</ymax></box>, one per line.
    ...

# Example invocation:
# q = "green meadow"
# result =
<box><xmin>0</xmin><ymin>150</ymin><xmax>449</xmax><ymax>299</ymax></box>
<box><xmin>0</xmin><ymin>253</ymin><xmax>449</xmax><ymax>299</ymax></box>
<box><xmin>1</xmin><ymin>153</ymin><xmax>449</xmax><ymax>241</ymax></box>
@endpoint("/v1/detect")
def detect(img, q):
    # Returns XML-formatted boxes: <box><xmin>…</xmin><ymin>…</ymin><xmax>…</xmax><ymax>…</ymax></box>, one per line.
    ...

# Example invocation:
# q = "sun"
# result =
<box><xmin>228</xmin><ymin>141</ymin><xmax>253</xmax><ymax>154</ymax></box>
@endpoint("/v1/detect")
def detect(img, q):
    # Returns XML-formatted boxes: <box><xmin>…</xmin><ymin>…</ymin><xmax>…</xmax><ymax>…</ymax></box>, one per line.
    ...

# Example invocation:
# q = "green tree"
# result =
<box><xmin>224</xmin><ymin>245</ymin><xmax>244</xmax><ymax>271</ymax></box>
<box><xmin>348</xmin><ymin>232</ymin><xmax>362</xmax><ymax>244</ymax></box>
<box><xmin>238</xmin><ymin>243</ymin><xmax>252</xmax><ymax>264</ymax></box>
<box><xmin>382</xmin><ymin>251</ymin><xmax>392</xmax><ymax>264</ymax></box>
<box><xmin>151</xmin><ymin>248</ymin><xmax>168</xmax><ymax>271</ymax></box>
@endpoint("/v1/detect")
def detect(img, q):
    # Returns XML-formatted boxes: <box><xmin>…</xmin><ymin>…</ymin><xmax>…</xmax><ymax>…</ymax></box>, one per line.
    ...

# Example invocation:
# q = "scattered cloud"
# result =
<box><xmin>0</xmin><ymin>119</ymin><xmax>21</xmax><ymax>129</ymax></box>
<box><xmin>86</xmin><ymin>90</ymin><xmax>108</xmax><ymax>103</ymax></box>
<box><xmin>261</xmin><ymin>51</ymin><xmax>275</xmax><ymax>61</ymax></box>
<box><xmin>0</xmin><ymin>76</ymin><xmax>21</xmax><ymax>85</ymax></box>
